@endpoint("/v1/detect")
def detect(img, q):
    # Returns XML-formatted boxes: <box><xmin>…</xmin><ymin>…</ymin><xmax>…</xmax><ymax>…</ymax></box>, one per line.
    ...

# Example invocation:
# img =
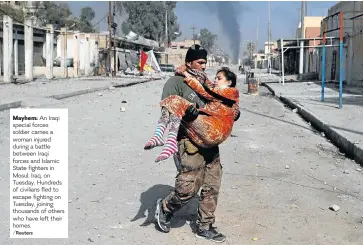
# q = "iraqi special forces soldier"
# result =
<box><xmin>154</xmin><ymin>44</ymin><xmax>240</xmax><ymax>243</ymax></box>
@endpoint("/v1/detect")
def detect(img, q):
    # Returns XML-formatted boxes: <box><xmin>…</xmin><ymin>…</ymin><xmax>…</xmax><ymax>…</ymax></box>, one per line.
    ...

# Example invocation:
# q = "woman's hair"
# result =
<box><xmin>217</xmin><ymin>67</ymin><xmax>237</xmax><ymax>87</ymax></box>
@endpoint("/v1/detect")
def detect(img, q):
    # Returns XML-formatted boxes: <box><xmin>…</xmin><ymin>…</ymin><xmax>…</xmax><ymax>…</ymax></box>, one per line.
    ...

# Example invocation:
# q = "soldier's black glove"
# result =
<box><xmin>182</xmin><ymin>105</ymin><xmax>199</xmax><ymax>122</ymax></box>
<box><xmin>234</xmin><ymin>110</ymin><xmax>241</xmax><ymax>122</ymax></box>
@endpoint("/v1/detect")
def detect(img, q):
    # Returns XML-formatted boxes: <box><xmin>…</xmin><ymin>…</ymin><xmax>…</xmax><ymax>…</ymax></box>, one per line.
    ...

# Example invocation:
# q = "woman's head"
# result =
<box><xmin>214</xmin><ymin>67</ymin><xmax>237</xmax><ymax>88</ymax></box>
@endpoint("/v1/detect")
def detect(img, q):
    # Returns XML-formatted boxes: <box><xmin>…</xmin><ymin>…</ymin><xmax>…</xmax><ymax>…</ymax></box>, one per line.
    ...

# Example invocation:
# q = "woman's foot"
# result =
<box><xmin>155</xmin><ymin>132</ymin><xmax>178</xmax><ymax>162</ymax></box>
<box><xmin>144</xmin><ymin>124</ymin><xmax>166</xmax><ymax>150</ymax></box>
<box><xmin>144</xmin><ymin>137</ymin><xmax>164</xmax><ymax>150</ymax></box>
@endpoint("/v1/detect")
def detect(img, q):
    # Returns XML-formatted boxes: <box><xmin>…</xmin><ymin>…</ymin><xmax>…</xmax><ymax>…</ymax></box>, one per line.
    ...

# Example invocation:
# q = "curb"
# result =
<box><xmin>0</xmin><ymin>101</ymin><xmax>22</xmax><ymax>112</ymax></box>
<box><xmin>0</xmin><ymin>78</ymin><xmax>162</xmax><ymax>111</ymax></box>
<box><xmin>50</xmin><ymin>78</ymin><xmax>161</xmax><ymax>100</ymax></box>
<box><xmin>262</xmin><ymin>83</ymin><xmax>363</xmax><ymax>166</ymax></box>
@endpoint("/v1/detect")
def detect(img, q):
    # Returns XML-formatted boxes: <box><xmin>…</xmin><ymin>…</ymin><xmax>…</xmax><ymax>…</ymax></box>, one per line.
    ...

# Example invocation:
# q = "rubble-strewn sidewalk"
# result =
<box><xmin>262</xmin><ymin>80</ymin><xmax>363</xmax><ymax>165</ymax></box>
<box><xmin>0</xmin><ymin>75</ymin><xmax>164</xmax><ymax>111</ymax></box>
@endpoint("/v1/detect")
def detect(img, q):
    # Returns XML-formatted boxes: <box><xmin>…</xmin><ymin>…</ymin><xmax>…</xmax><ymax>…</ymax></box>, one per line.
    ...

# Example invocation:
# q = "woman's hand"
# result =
<box><xmin>175</xmin><ymin>65</ymin><xmax>187</xmax><ymax>75</ymax></box>
<box><xmin>183</xmin><ymin>71</ymin><xmax>191</xmax><ymax>78</ymax></box>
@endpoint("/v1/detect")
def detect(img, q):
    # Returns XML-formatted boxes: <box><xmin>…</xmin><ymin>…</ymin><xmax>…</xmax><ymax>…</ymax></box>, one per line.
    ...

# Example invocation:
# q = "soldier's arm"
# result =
<box><xmin>161</xmin><ymin>76</ymin><xmax>183</xmax><ymax>100</ymax></box>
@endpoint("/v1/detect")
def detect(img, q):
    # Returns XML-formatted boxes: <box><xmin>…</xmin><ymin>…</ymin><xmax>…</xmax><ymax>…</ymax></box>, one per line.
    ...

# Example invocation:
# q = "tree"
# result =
<box><xmin>78</xmin><ymin>7</ymin><xmax>95</xmax><ymax>32</ymax></box>
<box><xmin>247</xmin><ymin>42</ymin><xmax>255</xmax><ymax>54</ymax></box>
<box><xmin>33</xmin><ymin>2</ymin><xmax>77</xmax><ymax>29</ymax></box>
<box><xmin>199</xmin><ymin>28</ymin><xmax>217</xmax><ymax>53</ymax></box>
<box><xmin>245</xmin><ymin>42</ymin><xmax>256</xmax><ymax>66</ymax></box>
<box><xmin>0</xmin><ymin>2</ymin><xmax>24</xmax><ymax>22</ymax></box>
<box><xmin>116</xmin><ymin>1</ymin><xmax>181</xmax><ymax>43</ymax></box>
<box><xmin>165</xmin><ymin>2</ymin><xmax>181</xmax><ymax>43</ymax></box>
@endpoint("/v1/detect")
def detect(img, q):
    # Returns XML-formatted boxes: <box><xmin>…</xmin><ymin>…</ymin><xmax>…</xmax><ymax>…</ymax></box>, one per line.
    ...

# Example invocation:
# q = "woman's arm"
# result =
<box><xmin>183</xmin><ymin>73</ymin><xmax>217</xmax><ymax>100</ymax></box>
<box><xmin>183</xmin><ymin>72</ymin><xmax>239</xmax><ymax>104</ymax></box>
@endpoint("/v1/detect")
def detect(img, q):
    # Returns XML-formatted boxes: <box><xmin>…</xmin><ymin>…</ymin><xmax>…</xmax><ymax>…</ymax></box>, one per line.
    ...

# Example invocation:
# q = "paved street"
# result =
<box><xmin>1</xmin><ymin>69</ymin><xmax>363</xmax><ymax>245</ymax></box>
<box><xmin>263</xmin><ymin>81</ymin><xmax>363</xmax><ymax>157</ymax></box>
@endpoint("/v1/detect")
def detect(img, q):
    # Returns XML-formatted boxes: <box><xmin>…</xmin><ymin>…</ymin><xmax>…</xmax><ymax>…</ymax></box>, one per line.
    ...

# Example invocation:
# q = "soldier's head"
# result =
<box><xmin>185</xmin><ymin>44</ymin><xmax>208</xmax><ymax>71</ymax></box>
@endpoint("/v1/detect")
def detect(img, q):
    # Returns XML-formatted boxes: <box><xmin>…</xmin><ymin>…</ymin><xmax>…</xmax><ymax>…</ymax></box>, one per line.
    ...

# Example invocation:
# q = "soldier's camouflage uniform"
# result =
<box><xmin>160</xmin><ymin>75</ymin><xmax>237</xmax><ymax>229</ymax></box>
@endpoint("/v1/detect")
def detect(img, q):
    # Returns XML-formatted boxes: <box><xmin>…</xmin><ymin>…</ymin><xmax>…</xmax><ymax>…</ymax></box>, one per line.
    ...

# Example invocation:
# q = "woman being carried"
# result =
<box><xmin>144</xmin><ymin>66</ymin><xmax>239</xmax><ymax>162</ymax></box>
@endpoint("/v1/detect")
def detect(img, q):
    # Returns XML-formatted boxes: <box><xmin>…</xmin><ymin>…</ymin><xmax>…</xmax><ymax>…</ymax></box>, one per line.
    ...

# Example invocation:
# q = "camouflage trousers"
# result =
<box><xmin>163</xmin><ymin>138</ymin><xmax>223</xmax><ymax>229</ymax></box>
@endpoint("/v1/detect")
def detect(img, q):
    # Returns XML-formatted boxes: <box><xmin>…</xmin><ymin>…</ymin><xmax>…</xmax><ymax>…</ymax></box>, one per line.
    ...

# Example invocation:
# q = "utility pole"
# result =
<box><xmin>113</xmin><ymin>2</ymin><xmax>116</xmax><ymax>76</ymax></box>
<box><xmin>256</xmin><ymin>16</ymin><xmax>259</xmax><ymax>55</ymax></box>
<box><xmin>108</xmin><ymin>1</ymin><xmax>112</xmax><ymax>76</ymax></box>
<box><xmin>191</xmin><ymin>25</ymin><xmax>196</xmax><ymax>45</ymax></box>
<box><xmin>267</xmin><ymin>0</ymin><xmax>271</xmax><ymax>74</ymax></box>
<box><xmin>165</xmin><ymin>4</ymin><xmax>168</xmax><ymax>47</ymax></box>
<box><xmin>299</xmin><ymin>1</ymin><xmax>305</xmax><ymax>74</ymax></box>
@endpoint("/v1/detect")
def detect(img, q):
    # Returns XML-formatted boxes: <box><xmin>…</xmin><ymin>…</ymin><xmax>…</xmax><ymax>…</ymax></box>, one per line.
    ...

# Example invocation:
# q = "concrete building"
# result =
<box><xmin>0</xmin><ymin>19</ymin><xmax>58</xmax><ymax>82</ymax></box>
<box><xmin>320</xmin><ymin>1</ymin><xmax>363</xmax><ymax>86</ymax></box>
<box><xmin>161</xmin><ymin>39</ymin><xmax>222</xmax><ymax>67</ymax></box>
<box><xmin>0</xmin><ymin>22</ymin><xmax>52</xmax><ymax>75</ymax></box>
<box><xmin>163</xmin><ymin>39</ymin><xmax>201</xmax><ymax>67</ymax></box>
<box><xmin>170</xmin><ymin>39</ymin><xmax>200</xmax><ymax>50</ymax></box>
<box><xmin>297</xmin><ymin>16</ymin><xmax>324</xmax><ymax>74</ymax></box>
<box><xmin>53</xmin><ymin>31</ymin><xmax>160</xmax><ymax>76</ymax></box>
<box><xmin>273</xmin><ymin>16</ymin><xmax>324</xmax><ymax>75</ymax></box>
<box><xmin>1</xmin><ymin>18</ymin><xmax>160</xmax><ymax>82</ymax></box>
<box><xmin>264</xmin><ymin>41</ymin><xmax>276</xmax><ymax>55</ymax></box>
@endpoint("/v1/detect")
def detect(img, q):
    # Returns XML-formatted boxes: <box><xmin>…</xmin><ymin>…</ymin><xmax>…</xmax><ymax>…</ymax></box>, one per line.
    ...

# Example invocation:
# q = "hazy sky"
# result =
<box><xmin>67</xmin><ymin>1</ymin><xmax>337</xmax><ymax>50</ymax></box>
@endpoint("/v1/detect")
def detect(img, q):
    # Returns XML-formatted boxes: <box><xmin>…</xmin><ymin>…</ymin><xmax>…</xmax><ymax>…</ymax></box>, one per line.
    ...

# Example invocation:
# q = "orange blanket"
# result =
<box><xmin>160</xmin><ymin>72</ymin><xmax>239</xmax><ymax>148</ymax></box>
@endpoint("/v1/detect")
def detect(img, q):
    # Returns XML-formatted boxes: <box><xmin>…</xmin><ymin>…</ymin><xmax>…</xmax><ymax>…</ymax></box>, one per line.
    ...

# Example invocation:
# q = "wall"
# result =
<box><xmin>0</xmin><ymin>23</ymin><xmax>51</xmax><ymax>76</ymax></box>
<box><xmin>296</xmin><ymin>16</ymin><xmax>324</xmax><ymax>38</ymax></box>
<box><xmin>264</xmin><ymin>42</ymin><xmax>275</xmax><ymax>55</ymax></box>
<box><xmin>56</xmin><ymin>34</ymin><xmax>99</xmax><ymax>74</ymax></box>
<box><xmin>321</xmin><ymin>1</ymin><xmax>363</xmax><ymax>86</ymax></box>
<box><xmin>170</xmin><ymin>40</ymin><xmax>201</xmax><ymax>49</ymax></box>
<box><xmin>348</xmin><ymin>2</ymin><xmax>363</xmax><ymax>86</ymax></box>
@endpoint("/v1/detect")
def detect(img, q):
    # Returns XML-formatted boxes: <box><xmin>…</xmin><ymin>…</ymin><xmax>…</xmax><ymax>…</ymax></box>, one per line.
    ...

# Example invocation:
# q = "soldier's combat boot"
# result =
<box><xmin>195</xmin><ymin>225</ymin><xmax>226</xmax><ymax>243</ymax></box>
<box><xmin>155</xmin><ymin>198</ymin><xmax>172</xmax><ymax>233</ymax></box>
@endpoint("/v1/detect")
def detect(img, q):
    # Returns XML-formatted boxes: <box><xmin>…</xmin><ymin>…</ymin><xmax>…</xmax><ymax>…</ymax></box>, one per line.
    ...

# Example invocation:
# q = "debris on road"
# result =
<box><xmin>329</xmin><ymin>204</ymin><xmax>340</xmax><ymax>212</ymax></box>
<box><xmin>110</xmin><ymin>225</ymin><xmax>123</xmax><ymax>229</ymax></box>
<box><xmin>290</xmin><ymin>204</ymin><xmax>299</xmax><ymax>209</ymax></box>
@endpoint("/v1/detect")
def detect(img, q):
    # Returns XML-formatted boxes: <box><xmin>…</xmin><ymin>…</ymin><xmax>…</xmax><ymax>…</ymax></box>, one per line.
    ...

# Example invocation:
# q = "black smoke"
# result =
<box><xmin>204</xmin><ymin>2</ymin><xmax>242</xmax><ymax>64</ymax></box>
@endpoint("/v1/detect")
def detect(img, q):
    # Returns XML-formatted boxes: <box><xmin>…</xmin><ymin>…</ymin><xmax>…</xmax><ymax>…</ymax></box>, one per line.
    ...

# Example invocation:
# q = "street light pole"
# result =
<box><xmin>165</xmin><ymin>5</ymin><xmax>168</xmax><ymax>47</ymax></box>
<box><xmin>268</xmin><ymin>0</ymin><xmax>271</xmax><ymax>74</ymax></box>
<box><xmin>299</xmin><ymin>1</ymin><xmax>305</xmax><ymax>75</ymax></box>
<box><xmin>108</xmin><ymin>1</ymin><xmax>112</xmax><ymax>76</ymax></box>
<box><xmin>113</xmin><ymin>2</ymin><xmax>116</xmax><ymax>76</ymax></box>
